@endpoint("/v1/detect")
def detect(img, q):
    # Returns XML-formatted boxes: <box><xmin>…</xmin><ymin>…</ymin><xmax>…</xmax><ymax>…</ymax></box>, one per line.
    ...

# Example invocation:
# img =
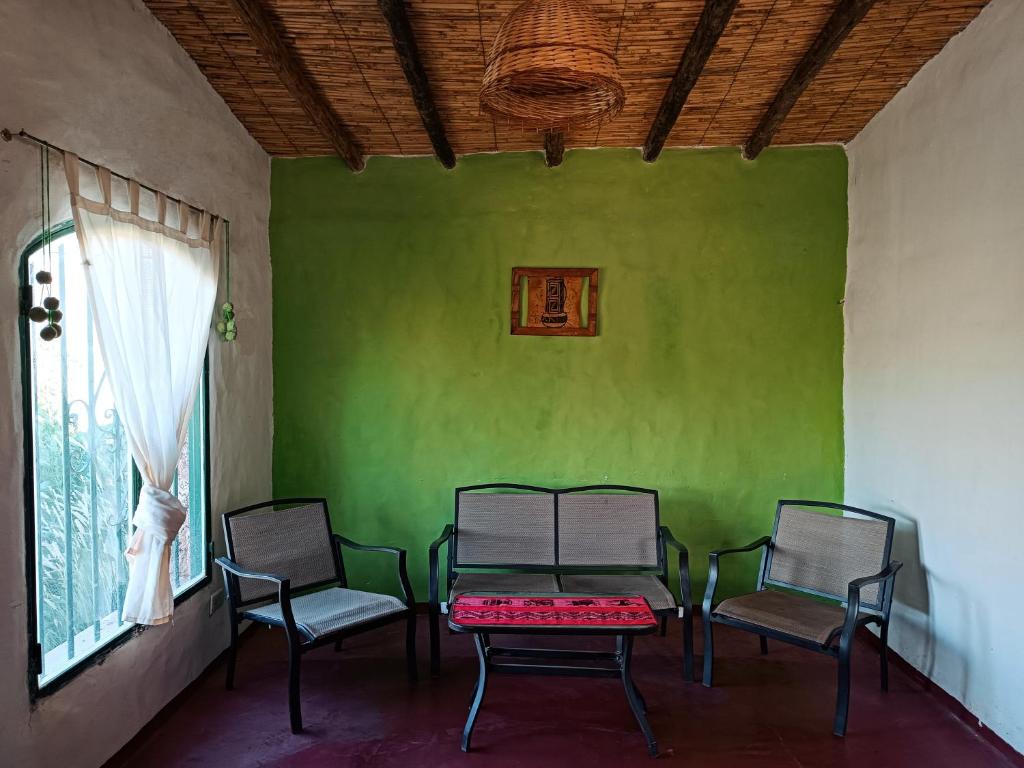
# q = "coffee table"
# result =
<box><xmin>448</xmin><ymin>592</ymin><xmax>660</xmax><ymax>756</ymax></box>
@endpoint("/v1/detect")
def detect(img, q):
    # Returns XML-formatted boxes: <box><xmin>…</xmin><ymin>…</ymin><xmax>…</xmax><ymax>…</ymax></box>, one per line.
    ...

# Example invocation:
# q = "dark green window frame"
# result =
<box><xmin>19</xmin><ymin>221</ymin><xmax>212</xmax><ymax>699</ymax></box>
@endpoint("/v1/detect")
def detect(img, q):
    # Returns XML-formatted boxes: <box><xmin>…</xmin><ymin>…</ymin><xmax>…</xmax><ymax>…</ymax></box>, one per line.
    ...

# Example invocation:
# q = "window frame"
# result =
<box><xmin>19</xmin><ymin>221</ymin><xmax>213</xmax><ymax>700</ymax></box>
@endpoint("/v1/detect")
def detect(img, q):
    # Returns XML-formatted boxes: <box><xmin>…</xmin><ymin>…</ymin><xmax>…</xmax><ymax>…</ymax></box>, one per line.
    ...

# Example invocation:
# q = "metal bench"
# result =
<box><xmin>428</xmin><ymin>484</ymin><xmax>694</xmax><ymax>680</ymax></box>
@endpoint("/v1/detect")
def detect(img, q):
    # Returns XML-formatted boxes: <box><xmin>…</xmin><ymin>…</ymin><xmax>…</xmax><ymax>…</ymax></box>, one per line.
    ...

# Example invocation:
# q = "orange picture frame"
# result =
<box><xmin>510</xmin><ymin>267</ymin><xmax>599</xmax><ymax>336</ymax></box>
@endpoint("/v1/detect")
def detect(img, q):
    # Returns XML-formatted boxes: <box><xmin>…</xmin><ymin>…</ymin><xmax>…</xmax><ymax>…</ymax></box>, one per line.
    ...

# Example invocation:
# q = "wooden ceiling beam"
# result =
<box><xmin>643</xmin><ymin>0</ymin><xmax>739</xmax><ymax>163</ymax></box>
<box><xmin>226</xmin><ymin>0</ymin><xmax>364</xmax><ymax>171</ymax></box>
<box><xmin>544</xmin><ymin>131</ymin><xmax>565</xmax><ymax>168</ymax></box>
<box><xmin>744</xmin><ymin>0</ymin><xmax>878</xmax><ymax>160</ymax></box>
<box><xmin>378</xmin><ymin>0</ymin><xmax>456</xmax><ymax>169</ymax></box>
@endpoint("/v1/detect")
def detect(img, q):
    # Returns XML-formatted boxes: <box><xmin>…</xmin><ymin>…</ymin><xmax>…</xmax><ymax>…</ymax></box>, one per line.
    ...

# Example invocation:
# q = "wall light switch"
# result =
<box><xmin>209</xmin><ymin>589</ymin><xmax>225</xmax><ymax>616</ymax></box>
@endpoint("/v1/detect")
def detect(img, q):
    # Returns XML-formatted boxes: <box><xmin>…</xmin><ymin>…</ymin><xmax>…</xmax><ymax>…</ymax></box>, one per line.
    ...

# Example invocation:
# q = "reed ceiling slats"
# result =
<box><xmin>144</xmin><ymin>0</ymin><xmax>989</xmax><ymax>159</ymax></box>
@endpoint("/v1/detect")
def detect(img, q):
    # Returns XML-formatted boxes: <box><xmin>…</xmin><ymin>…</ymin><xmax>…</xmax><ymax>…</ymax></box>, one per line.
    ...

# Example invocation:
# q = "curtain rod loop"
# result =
<box><xmin>2</xmin><ymin>127</ymin><xmax>230</xmax><ymax>226</ymax></box>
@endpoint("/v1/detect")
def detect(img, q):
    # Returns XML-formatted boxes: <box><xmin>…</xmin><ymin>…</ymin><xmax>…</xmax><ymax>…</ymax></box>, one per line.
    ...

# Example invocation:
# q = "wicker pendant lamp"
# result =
<box><xmin>480</xmin><ymin>0</ymin><xmax>625</xmax><ymax>131</ymax></box>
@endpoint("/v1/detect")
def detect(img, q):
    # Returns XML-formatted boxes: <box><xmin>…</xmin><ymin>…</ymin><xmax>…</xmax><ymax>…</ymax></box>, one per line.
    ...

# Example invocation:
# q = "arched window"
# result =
<box><xmin>21</xmin><ymin>223</ymin><xmax>209</xmax><ymax>693</ymax></box>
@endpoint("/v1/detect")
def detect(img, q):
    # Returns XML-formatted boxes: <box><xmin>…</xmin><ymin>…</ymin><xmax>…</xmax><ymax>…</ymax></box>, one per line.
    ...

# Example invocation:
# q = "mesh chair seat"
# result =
<box><xmin>454</xmin><ymin>489</ymin><xmax>660</xmax><ymax>569</ymax></box>
<box><xmin>768</xmin><ymin>505</ymin><xmax>889</xmax><ymax>606</ymax></box>
<box><xmin>450</xmin><ymin>572</ymin><xmax>559</xmax><ymax>599</ymax></box>
<box><xmin>559</xmin><ymin>574</ymin><xmax>676</xmax><ymax>611</ymax></box>
<box><xmin>226</xmin><ymin>502</ymin><xmax>337</xmax><ymax>604</ymax></box>
<box><xmin>247</xmin><ymin>588</ymin><xmax>407</xmax><ymax>640</ymax></box>
<box><xmin>557</xmin><ymin>493</ymin><xmax>659</xmax><ymax>566</ymax></box>
<box><xmin>456</xmin><ymin>492</ymin><xmax>556</xmax><ymax>566</ymax></box>
<box><xmin>713</xmin><ymin>589</ymin><xmax>867</xmax><ymax>646</ymax></box>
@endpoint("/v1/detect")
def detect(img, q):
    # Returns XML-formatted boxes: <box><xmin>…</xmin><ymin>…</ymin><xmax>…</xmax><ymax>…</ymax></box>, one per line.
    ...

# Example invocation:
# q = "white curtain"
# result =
<box><xmin>65</xmin><ymin>152</ymin><xmax>220</xmax><ymax>626</ymax></box>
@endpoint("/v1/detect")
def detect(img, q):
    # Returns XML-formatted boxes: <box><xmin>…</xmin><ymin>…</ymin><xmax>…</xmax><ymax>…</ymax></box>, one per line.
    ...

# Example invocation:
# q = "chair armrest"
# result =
<box><xmin>708</xmin><ymin>536</ymin><xmax>772</xmax><ymax>559</ymax></box>
<box><xmin>335</xmin><ymin>535</ymin><xmax>403</xmax><ymax>557</ymax></box>
<box><xmin>215</xmin><ymin>556</ymin><xmax>299</xmax><ymax>637</ymax></box>
<box><xmin>215</xmin><ymin>555</ymin><xmax>288</xmax><ymax>587</ymax></box>
<box><xmin>429</xmin><ymin>524</ymin><xmax>454</xmax><ymax>553</ymax></box>
<box><xmin>331</xmin><ymin>534</ymin><xmax>415</xmax><ymax>608</ymax></box>
<box><xmin>848</xmin><ymin>560</ymin><xmax>903</xmax><ymax>594</ymax></box>
<box><xmin>840</xmin><ymin>560</ymin><xmax>904</xmax><ymax>638</ymax></box>
<box><xmin>702</xmin><ymin>536</ymin><xmax>771</xmax><ymax>616</ymax></box>
<box><xmin>660</xmin><ymin>525</ymin><xmax>692</xmax><ymax>614</ymax></box>
<box><xmin>429</xmin><ymin>524</ymin><xmax>454</xmax><ymax>610</ymax></box>
<box><xmin>660</xmin><ymin>525</ymin><xmax>688</xmax><ymax>554</ymax></box>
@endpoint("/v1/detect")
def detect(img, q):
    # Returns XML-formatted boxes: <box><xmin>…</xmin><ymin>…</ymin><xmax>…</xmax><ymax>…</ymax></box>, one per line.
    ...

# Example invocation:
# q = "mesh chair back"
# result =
<box><xmin>557</xmin><ymin>490</ymin><xmax>659</xmax><ymax>567</ymax></box>
<box><xmin>224</xmin><ymin>500</ymin><xmax>337</xmax><ymax>604</ymax></box>
<box><xmin>766</xmin><ymin>503</ymin><xmax>892</xmax><ymax>608</ymax></box>
<box><xmin>455</xmin><ymin>489</ymin><xmax>556</xmax><ymax>567</ymax></box>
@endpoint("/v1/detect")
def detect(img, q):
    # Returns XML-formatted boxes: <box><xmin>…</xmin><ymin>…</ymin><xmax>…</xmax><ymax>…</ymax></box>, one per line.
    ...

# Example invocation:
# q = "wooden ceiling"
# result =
<box><xmin>144</xmin><ymin>0</ymin><xmax>989</xmax><ymax>167</ymax></box>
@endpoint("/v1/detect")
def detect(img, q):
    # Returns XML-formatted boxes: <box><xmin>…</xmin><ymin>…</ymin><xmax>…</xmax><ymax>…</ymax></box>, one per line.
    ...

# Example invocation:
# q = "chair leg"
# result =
<box><xmin>225</xmin><ymin>614</ymin><xmax>238</xmax><ymax>691</ymax></box>
<box><xmin>879</xmin><ymin>621</ymin><xmax>890</xmax><ymax>692</ymax></box>
<box><xmin>288</xmin><ymin>644</ymin><xmax>303</xmax><ymax>734</ymax></box>
<box><xmin>682</xmin><ymin>613</ymin><xmax>695</xmax><ymax>682</ymax></box>
<box><xmin>834</xmin><ymin>640</ymin><xmax>852</xmax><ymax>737</ymax></box>
<box><xmin>429</xmin><ymin>603</ymin><xmax>441</xmax><ymax>678</ymax></box>
<box><xmin>702</xmin><ymin>614</ymin><xmax>714</xmax><ymax>688</ymax></box>
<box><xmin>759</xmin><ymin>636</ymin><xmax>768</xmax><ymax>655</ymax></box>
<box><xmin>406</xmin><ymin>611</ymin><xmax>418</xmax><ymax>682</ymax></box>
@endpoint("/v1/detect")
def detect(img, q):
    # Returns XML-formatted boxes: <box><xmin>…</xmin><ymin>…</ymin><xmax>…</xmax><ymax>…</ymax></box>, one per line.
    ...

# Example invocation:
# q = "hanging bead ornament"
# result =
<box><xmin>215</xmin><ymin>220</ymin><xmax>237</xmax><ymax>342</ymax></box>
<box><xmin>217</xmin><ymin>302</ymin><xmax>236</xmax><ymax>341</ymax></box>
<box><xmin>28</xmin><ymin>146</ymin><xmax>62</xmax><ymax>341</ymax></box>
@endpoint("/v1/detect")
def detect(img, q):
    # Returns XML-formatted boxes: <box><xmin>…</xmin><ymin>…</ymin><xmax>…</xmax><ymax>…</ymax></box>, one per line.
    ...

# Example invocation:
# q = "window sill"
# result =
<box><xmin>30</xmin><ymin>572</ymin><xmax>211</xmax><ymax>702</ymax></box>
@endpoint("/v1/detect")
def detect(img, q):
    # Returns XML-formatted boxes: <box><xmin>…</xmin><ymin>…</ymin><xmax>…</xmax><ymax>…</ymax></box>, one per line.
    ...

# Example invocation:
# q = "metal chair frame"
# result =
<box><xmin>216</xmin><ymin>497</ymin><xmax>417</xmax><ymax>734</ymax></box>
<box><xmin>429</xmin><ymin>484</ymin><xmax>694</xmax><ymax>681</ymax></box>
<box><xmin>701</xmin><ymin>499</ymin><xmax>903</xmax><ymax>736</ymax></box>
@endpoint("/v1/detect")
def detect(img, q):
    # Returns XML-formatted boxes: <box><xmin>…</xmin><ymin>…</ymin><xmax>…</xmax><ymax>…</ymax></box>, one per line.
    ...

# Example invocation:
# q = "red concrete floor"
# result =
<box><xmin>108</xmin><ymin>618</ymin><xmax>1017</xmax><ymax>767</ymax></box>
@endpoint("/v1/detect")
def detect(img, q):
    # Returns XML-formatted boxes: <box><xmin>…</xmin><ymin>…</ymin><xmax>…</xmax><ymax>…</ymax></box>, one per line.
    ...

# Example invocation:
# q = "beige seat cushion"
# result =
<box><xmin>713</xmin><ymin>589</ymin><xmax>864</xmax><ymax>646</ymax></box>
<box><xmin>450</xmin><ymin>572</ymin><xmax>559</xmax><ymax>601</ymax></box>
<box><xmin>559</xmin><ymin>574</ymin><xmax>677</xmax><ymax>611</ymax></box>
<box><xmin>246</xmin><ymin>587</ymin><xmax>406</xmax><ymax>639</ymax></box>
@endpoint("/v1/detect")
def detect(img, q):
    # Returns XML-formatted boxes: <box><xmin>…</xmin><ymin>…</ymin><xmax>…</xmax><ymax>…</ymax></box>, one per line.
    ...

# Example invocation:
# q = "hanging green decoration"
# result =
<box><xmin>27</xmin><ymin>146</ymin><xmax>62</xmax><ymax>341</ymax></box>
<box><xmin>215</xmin><ymin>220</ymin><xmax>237</xmax><ymax>342</ymax></box>
<box><xmin>217</xmin><ymin>301</ymin><xmax>236</xmax><ymax>342</ymax></box>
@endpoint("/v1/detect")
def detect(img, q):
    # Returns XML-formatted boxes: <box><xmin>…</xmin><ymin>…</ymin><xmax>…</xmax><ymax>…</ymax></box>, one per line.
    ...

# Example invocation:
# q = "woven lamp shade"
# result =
<box><xmin>480</xmin><ymin>0</ymin><xmax>625</xmax><ymax>131</ymax></box>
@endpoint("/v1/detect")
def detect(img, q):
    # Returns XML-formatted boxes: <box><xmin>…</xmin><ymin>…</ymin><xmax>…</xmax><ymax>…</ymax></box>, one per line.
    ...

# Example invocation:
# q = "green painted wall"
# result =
<box><xmin>270</xmin><ymin>147</ymin><xmax>847</xmax><ymax>601</ymax></box>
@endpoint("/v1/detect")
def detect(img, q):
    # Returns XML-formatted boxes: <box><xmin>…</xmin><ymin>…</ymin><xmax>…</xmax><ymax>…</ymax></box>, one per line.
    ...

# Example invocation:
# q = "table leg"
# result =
<box><xmin>468</xmin><ymin>634</ymin><xmax>491</xmax><ymax>707</ymax></box>
<box><xmin>615</xmin><ymin>637</ymin><xmax>647</xmax><ymax>714</ymax></box>
<box><xmin>632</xmin><ymin>680</ymin><xmax>648</xmax><ymax>715</ymax></box>
<box><xmin>620</xmin><ymin>635</ymin><xmax>658</xmax><ymax>757</ymax></box>
<box><xmin>462</xmin><ymin>633</ymin><xmax>489</xmax><ymax>752</ymax></box>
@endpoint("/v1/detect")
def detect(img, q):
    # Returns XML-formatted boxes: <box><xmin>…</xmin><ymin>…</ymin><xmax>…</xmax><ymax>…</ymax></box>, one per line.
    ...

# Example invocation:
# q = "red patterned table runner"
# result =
<box><xmin>451</xmin><ymin>594</ymin><xmax>656</xmax><ymax>628</ymax></box>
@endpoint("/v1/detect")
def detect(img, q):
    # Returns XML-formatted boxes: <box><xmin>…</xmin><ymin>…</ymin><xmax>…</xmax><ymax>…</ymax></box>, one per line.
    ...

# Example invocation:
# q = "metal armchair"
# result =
<box><xmin>702</xmin><ymin>500</ymin><xmax>902</xmax><ymax>736</ymax></box>
<box><xmin>216</xmin><ymin>498</ymin><xmax>416</xmax><ymax>733</ymax></box>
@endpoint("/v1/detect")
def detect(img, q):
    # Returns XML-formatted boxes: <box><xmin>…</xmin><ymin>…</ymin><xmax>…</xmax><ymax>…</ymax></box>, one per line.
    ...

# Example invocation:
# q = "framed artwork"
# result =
<box><xmin>510</xmin><ymin>267</ymin><xmax>598</xmax><ymax>336</ymax></box>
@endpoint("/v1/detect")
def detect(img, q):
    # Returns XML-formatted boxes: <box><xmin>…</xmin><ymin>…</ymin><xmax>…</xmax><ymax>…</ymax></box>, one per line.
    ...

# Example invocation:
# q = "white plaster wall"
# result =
<box><xmin>0</xmin><ymin>1</ymin><xmax>273</xmax><ymax>765</ymax></box>
<box><xmin>845</xmin><ymin>0</ymin><xmax>1024</xmax><ymax>754</ymax></box>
